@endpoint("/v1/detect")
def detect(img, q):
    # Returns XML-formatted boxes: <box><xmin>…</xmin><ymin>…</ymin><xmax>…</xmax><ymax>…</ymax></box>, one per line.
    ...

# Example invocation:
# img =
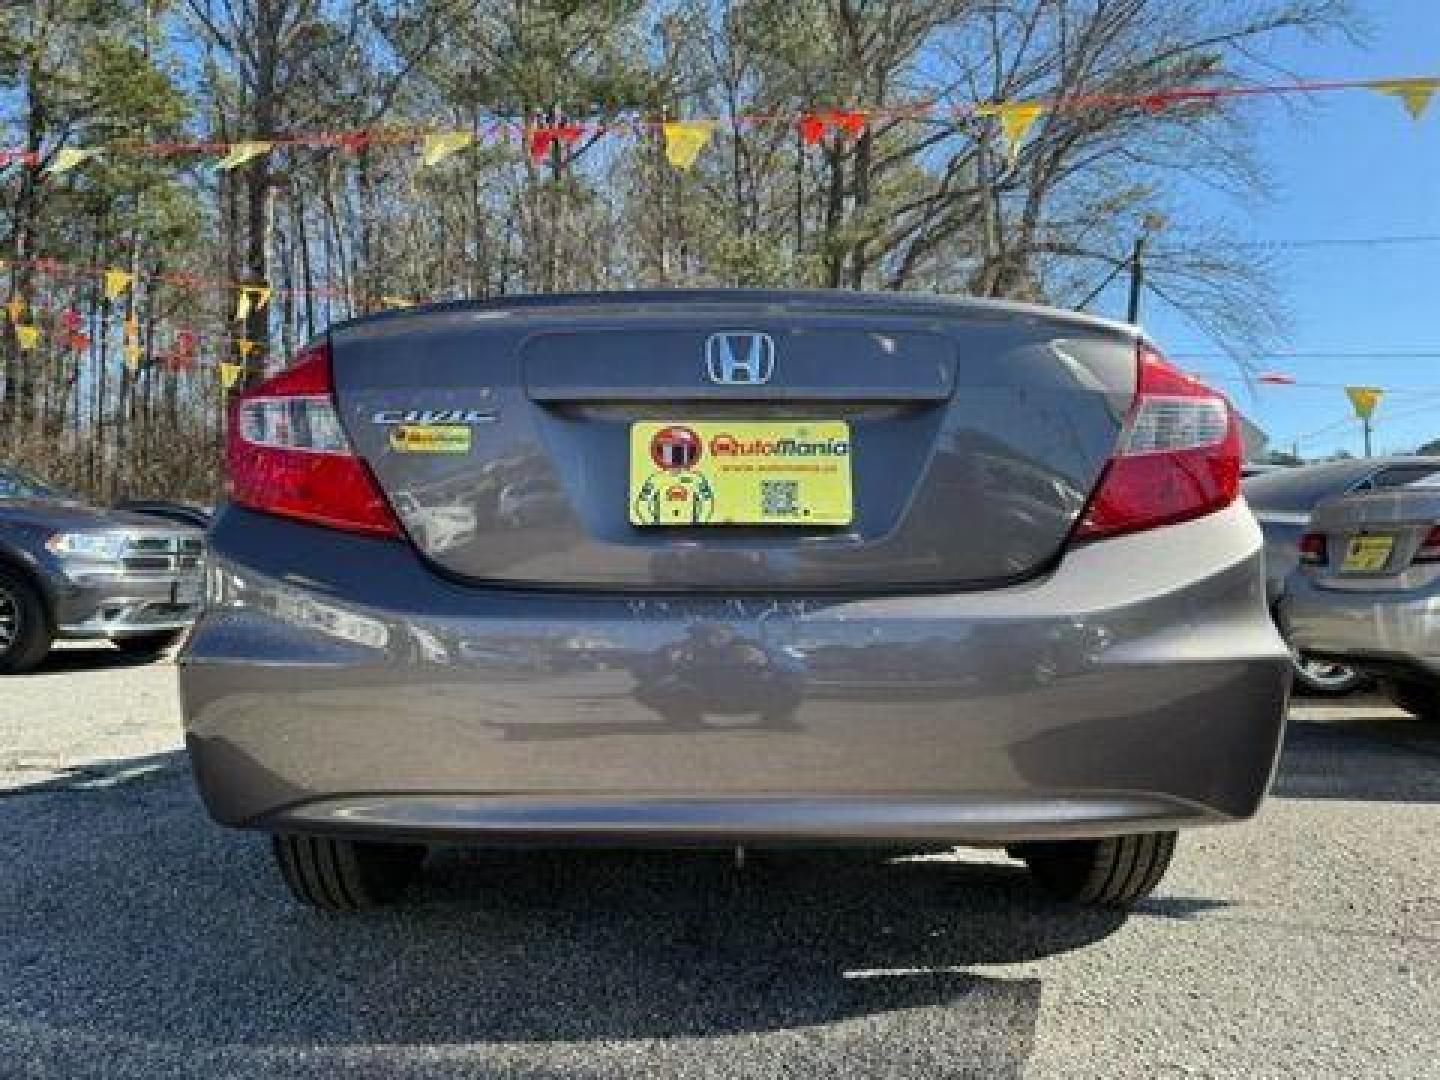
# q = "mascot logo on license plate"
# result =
<box><xmin>629</xmin><ymin>421</ymin><xmax>852</xmax><ymax>526</ymax></box>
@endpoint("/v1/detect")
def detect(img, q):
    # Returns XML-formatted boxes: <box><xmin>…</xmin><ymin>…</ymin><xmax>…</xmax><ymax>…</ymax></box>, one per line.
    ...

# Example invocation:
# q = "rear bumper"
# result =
<box><xmin>180</xmin><ymin>503</ymin><xmax>1289</xmax><ymax>844</ymax></box>
<box><xmin>1280</xmin><ymin>572</ymin><xmax>1440</xmax><ymax>680</ymax></box>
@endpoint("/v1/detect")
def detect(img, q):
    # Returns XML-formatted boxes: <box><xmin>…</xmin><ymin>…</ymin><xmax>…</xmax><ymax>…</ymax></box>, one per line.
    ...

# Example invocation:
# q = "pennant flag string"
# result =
<box><xmin>0</xmin><ymin>74</ymin><xmax>1432</xmax><ymax>174</ymax></box>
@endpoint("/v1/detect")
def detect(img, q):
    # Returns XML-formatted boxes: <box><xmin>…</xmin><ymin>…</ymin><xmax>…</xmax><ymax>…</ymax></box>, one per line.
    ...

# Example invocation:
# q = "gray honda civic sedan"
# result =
<box><xmin>178</xmin><ymin>290</ymin><xmax>1290</xmax><ymax>912</ymax></box>
<box><xmin>1283</xmin><ymin>466</ymin><xmax>1440</xmax><ymax>721</ymax></box>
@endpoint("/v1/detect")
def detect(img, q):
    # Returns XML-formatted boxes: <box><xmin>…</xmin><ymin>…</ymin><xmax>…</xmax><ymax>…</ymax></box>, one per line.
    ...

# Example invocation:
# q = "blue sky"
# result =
<box><xmin>1131</xmin><ymin>0</ymin><xmax>1439</xmax><ymax>459</ymax></box>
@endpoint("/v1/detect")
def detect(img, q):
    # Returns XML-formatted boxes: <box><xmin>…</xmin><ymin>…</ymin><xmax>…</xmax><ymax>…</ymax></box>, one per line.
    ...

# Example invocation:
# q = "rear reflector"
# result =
<box><xmin>1074</xmin><ymin>344</ymin><xmax>1242</xmax><ymax>542</ymax></box>
<box><xmin>1298</xmin><ymin>532</ymin><xmax>1328</xmax><ymax>565</ymax></box>
<box><xmin>226</xmin><ymin>342</ymin><xmax>400</xmax><ymax>537</ymax></box>
<box><xmin>1415</xmin><ymin>525</ymin><xmax>1440</xmax><ymax>563</ymax></box>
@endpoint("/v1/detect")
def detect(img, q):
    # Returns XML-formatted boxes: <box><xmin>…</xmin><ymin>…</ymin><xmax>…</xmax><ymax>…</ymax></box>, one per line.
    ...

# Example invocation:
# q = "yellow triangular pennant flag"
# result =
<box><xmin>995</xmin><ymin>103</ymin><xmax>1046</xmax><ymax>161</ymax></box>
<box><xmin>421</xmin><ymin>130</ymin><xmax>474</xmax><ymax>168</ymax></box>
<box><xmin>123</xmin><ymin>342</ymin><xmax>143</xmax><ymax>370</ymax></box>
<box><xmin>15</xmin><ymin>324</ymin><xmax>39</xmax><ymax>350</ymax></box>
<box><xmin>45</xmin><ymin>147</ymin><xmax>97</xmax><ymax>174</ymax></box>
<box><xmin>5</xmin><ymin>297</ymin><xmax>24</xmax><ymax>324</ymax></box>
<box><xmin>215</xmin><ymin>141</ymin><xmax>272</xmax><ymax>170</ymax></box>
<box><xmin>220</xmin><ymin>362</ymin><xmax>245</xmax><ymax>389</ymax></box>
<box><xmin>662</xmin><ymin>121</ymin><xmax>715</xmax><ymax>170</ymax></box>
<box><xmin>1345</xmin><ymin>386</ymin><xmax>1384</xmax><ymax>420</ymax></box>
<box><xmin>1371</xmin><ymin>79</ymin><xmax>1439</xmax><ymax>121</ymax></box>
<box><xmin>122</xmin><ymin>315</ymin><xmax>139</xmax><ymax>341</ymax></box>
<box><xmin>235</xmin><ymin>285</ymin><xmax>272</xmax><ymax>321</ymax></box>
<box><xmin>103</xmin><ymin>269</ymin><xmax>134</xmax><ymax>299</ymax></box>
<box><xmin>236</xmin><ymin>338</ymin><xmax>258</xmax><ymax>359</ymax></box>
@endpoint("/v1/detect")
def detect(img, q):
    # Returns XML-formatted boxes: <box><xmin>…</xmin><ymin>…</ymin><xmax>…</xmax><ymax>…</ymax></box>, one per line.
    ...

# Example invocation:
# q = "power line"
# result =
<box><xmin>1169</xmin><ymin>233</ymin><xmax>1440</xmax><ymax>251</ymax></box>
<box><xmin>1192</xmin><ymin>378</ymin><xmax>1440</xmax><ymax>392</ymax></box>
<box><xmin>1173</xmin><ymin>350</ymin><xmax>1440</xmax><ymax>359</ymax></box>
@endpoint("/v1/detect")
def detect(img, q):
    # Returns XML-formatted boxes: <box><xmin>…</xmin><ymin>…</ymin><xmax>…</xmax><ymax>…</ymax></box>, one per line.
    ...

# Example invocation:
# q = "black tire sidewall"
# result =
<box><xmin>0</xmin><ymin>566</ymin><xmax>53</xmax><ymax>674</ymax></box>
<box><xmin>1380</xmin><ymin>678</ymin><xmax>1440</xmax><ymax>722</ymax></box>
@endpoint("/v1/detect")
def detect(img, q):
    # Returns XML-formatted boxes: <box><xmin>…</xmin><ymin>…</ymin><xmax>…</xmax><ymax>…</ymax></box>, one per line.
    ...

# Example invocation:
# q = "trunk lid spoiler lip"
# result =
<box><xmin>328</xmin><ymin>289</ymin><xmax>1142</xmax><ymax>342</ymax></box>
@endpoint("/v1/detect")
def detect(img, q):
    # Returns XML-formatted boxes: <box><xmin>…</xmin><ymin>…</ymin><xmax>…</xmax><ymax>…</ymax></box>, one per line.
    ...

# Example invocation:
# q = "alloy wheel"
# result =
<box><xmin>1296</xmin><ymin>655</ymin><xmax>1355</xmax><ymax>687</ymax></box>
<box><xmin>1287</xmin><ymin>638</ymin><xmax>1363</xmax><ymax>694</ymax></box>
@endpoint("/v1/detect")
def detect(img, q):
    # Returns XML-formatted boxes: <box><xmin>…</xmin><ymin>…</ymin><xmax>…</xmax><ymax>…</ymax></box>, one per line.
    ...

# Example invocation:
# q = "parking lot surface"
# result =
<box><xmin>2</xmin><ymin>647</ymin><xmax>1438</xmax><ymax>1078</ymax></box>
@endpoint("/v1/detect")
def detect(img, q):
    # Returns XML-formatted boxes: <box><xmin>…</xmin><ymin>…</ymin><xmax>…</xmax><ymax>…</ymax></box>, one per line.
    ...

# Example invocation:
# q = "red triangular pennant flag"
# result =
<box><xmin>798</xmin><ymin>115</ymin><xmax>827</xmax><ymax>146</ymax></box>
<box><xmin>527</xmin><ymin>123</ymin><xmax>585</xmax><ymax>164</ymax></box>
<box><xmin>830</xmin><ymin>110</ymin><xmax>867</xmax><ymax>138</ymax></box>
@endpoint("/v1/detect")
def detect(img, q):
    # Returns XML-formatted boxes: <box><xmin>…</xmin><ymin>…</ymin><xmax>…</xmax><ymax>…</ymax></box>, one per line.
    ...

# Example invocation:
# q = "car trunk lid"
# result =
<box><xmin>330</xmin><ymin>296</ymin><xmax>1136</xmax><ymax>591</ymax></box>
<box><xmin>1308</xmin><ymin>487</ymin><xmax>1440</xmax><ymax>592</ymax></box>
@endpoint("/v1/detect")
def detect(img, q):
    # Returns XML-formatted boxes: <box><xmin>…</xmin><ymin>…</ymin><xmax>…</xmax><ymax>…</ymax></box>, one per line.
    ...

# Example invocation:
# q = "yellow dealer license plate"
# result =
<box><xmin>629</xmin><ymin>421</ymin><xmax>853</xmax><ymax>525</ymax></box>
<box><xmin>1342</xmin><ymin>534</ymin><xmax>1395</xmax><ymax>573</ymax></box>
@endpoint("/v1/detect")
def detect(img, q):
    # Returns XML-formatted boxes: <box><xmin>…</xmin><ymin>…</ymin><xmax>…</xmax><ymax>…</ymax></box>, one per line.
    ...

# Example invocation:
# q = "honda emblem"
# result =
<box><xmin>705</xmin><ymin>332</ymin><xmax>775</xmax><ymax>385</ymax></box>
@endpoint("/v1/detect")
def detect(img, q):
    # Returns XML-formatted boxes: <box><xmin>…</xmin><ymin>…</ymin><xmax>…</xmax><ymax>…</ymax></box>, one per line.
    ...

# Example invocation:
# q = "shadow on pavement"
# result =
<box><xmin>31</xmin><ymin>644</ymin><xmax>169</xmax><ymax>675</ymax></box>
<box><xmin>1273</xmin><ymin>713</ymin><xmax>1440</xmax><ymax>803</ymax></box>
<box><xmin>0</xmin><ymin>758</ymin><xmax>1132</xmax><ymax>1077</ymax></box>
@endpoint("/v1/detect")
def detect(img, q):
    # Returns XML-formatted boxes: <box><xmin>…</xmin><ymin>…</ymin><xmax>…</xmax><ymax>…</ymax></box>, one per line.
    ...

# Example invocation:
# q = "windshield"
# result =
<box><xmin>0</xmin><ymin>467</ymin><xmax>70</xmax><ymax>502</ymax></box>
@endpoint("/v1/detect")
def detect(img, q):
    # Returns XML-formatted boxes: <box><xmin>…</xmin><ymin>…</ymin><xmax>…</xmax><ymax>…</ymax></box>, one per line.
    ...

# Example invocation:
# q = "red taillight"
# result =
<box><xmin>1074</xmin><ymin>343</ymin><xmax>1242</xmax><ymax>542</ymax></box>
<box><xmin>1299</xmin><ymin>532</ymin><xmax>1328</xmax><ymax>565</ymax></box>
<box><xmin>226</xmin><ymin>342</ymin><xmax>400</xmax><ymax>537</ymax></box>
<box><xmin>1416</xmin><ymin>525</ymin><xmax>1440</xmax><ymax>563</ymax></box>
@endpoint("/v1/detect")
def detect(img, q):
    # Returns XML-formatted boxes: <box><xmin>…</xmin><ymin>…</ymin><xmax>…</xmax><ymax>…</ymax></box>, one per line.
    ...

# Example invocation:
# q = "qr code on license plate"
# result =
<box><xmin>760</xmin><ymin>480</ymin><xmax>801</xmax><ymax>517</ymax></box>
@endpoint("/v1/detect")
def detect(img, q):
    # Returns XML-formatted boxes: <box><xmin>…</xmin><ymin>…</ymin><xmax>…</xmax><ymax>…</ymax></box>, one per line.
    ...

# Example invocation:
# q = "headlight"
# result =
<box><xmin>45</xmin><ymin>532</ymin><xmax>131</xmax><ymax>561</ymax></box>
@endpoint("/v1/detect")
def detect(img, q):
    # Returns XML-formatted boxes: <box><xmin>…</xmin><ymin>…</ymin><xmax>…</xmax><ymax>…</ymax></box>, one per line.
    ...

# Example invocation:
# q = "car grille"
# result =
<box><xmin>120</xmin><ymin>534</ymin><xmax>204</xmax><ymax>575</ymax></box>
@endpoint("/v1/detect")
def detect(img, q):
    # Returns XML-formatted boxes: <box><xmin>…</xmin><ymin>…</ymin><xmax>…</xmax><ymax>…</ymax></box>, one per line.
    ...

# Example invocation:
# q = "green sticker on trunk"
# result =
<box><xmin>390</xmin><ymin>424</ymin><xmax>472</xmax><ymax>454</ymax></box>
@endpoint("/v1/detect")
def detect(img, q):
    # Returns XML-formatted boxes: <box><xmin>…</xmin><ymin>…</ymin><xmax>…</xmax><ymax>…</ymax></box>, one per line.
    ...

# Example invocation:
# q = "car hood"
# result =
<box><xmin>0</xmin><ymin>499</ymin><xmax>199</xmax><ymax>534</ymax></box>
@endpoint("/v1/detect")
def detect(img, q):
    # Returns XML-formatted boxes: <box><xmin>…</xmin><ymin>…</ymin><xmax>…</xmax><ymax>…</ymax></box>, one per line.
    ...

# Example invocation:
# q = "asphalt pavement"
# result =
<box><xmin>1</xmin><ymin>646</ymin><xmax>1437</xmax><ymax>1078</ymax></box>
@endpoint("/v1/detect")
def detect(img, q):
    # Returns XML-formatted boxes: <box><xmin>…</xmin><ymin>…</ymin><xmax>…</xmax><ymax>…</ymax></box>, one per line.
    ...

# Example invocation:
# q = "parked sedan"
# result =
<box><xmin>0</xmin><ymin>466</ymin><xmax>204</xmax><ymax>673</ymax></box>
<box><xmin>180</xmin><ymin>289</ymin><xmax>1289</xmax><ymax>914</ymax></box>
<box><xmin>1283</xmin><ymin>467</ymin><xmax>1440</xmax><ymax>721</ymax></box>
<box><xmin>1244</xmin><ymin>457</ymin><xmax>1440</xmax><ymax>694</ymax></box>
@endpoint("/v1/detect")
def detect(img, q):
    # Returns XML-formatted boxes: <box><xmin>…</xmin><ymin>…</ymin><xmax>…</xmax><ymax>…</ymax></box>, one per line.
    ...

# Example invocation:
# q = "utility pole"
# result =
<box><xmin>1127</xmin><ymin>213</ymin><xmax>1167</xmax><ymax>324</ymax></box>
<box><xmin>1126</xmin><ymin>234</ymin><xmax>1147</xmax><ymax>323</ymax></box>
<box><xmin>1363</xmin><ymin>414</ymin><xmax>1373</xmax><ymax>458</ymax></box>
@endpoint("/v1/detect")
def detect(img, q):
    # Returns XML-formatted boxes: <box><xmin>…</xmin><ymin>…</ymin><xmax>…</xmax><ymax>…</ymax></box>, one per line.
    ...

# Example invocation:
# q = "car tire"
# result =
<box><xmin>1378</xmin><ymin>678</ymin><xmax>1440</xmax><ymax>723</ymax></box>
<box><xmin>1013</xmin><ymin>831</ymin><xmax>1176</xmax><ymax>907</ymax></box>
<box><xmin>111</xmin><ymin>630</ymin><xmax>186</xmax><ymax>659</ymax></box>
<box><xmin>272</xmin><ymin>834</ymin><xmax>427</xmax><ymax>911</ymax></box>
<box><xmin>0</xmin><ymin>566</ymin><xmax>53</xmax><ymax>675</ymax></box>
<box><xmin>1290</xmin><ymin>652</ymin><xmax>1367</xmax><ymax>697</ymax></box>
